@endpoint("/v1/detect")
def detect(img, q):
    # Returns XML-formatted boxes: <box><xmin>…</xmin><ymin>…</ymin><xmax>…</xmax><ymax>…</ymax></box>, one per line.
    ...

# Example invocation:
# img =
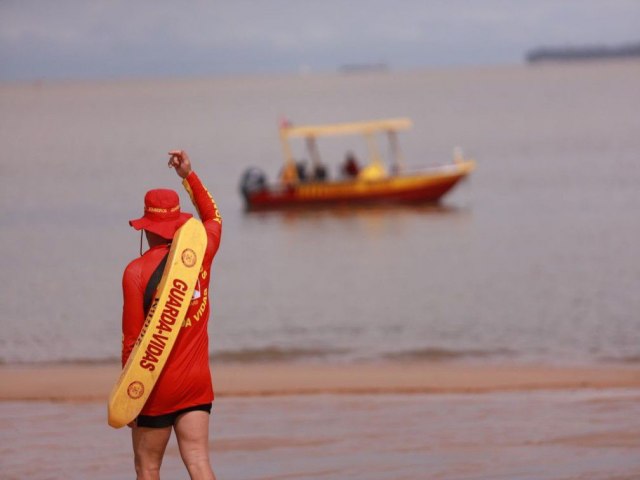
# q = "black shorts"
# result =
<box><xmin>136</xmin><ymin>403</ymin><xmax>212</xmax><ymax>428</ymax></box>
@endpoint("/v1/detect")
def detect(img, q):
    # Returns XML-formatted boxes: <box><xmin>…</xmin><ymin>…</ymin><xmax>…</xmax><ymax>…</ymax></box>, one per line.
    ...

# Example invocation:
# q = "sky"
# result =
<box><xmin>1</xmin><ymin>0</ymin><xmax>639</xmax><ymax>81</ymax></box>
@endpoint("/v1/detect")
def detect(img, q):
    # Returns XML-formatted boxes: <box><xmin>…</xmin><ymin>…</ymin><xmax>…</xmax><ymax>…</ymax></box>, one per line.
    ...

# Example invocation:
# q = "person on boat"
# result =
<box><xmin>312</xmin><ymin>162</ymin><xmax>328</xmax><ymax>181</ymax></box>
<box><xmin>280</xmin><ymin>161</ymin><xmax>298</xmax><ymax>185</ymax></box>
<box><xmin>296</xmin><ymin>160</ymin><xmax>308</xmax><ymax>181</ymax></box>
<box><xmin>341</xmin><ymin>151</ymin><xmax>360</xmax><ymax>178</ymax></box>
<box><xmin>122</xmin><ymin>150</ymin><xmax>221</xmax><ymax>480</ymax></box>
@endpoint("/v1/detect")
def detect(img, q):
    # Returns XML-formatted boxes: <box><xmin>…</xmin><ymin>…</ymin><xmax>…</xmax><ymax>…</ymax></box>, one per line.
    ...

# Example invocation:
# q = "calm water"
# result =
<box><xmin>2</xmin><ymin>390</ymin><xmax>640</xmax><ymax>479</ymax></box>
<box><xmin>1</xmin><ymin>61</ymin><xmax>639</xmax><ymax>364</ymax></box>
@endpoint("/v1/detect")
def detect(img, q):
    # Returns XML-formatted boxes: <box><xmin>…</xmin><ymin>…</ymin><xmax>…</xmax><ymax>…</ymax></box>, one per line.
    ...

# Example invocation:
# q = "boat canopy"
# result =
<box><xmin>280</xmin><ymin>117</ymin><xmax>412</xmax><ymax>139</ymax></box>
<box><xmin>279</xmin><ymin>118</ymin><xmax>413</xmax><ymax>180</ymax></box>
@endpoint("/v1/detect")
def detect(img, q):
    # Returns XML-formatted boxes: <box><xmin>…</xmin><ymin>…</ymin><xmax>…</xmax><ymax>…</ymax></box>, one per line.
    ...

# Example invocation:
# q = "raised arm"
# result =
<box><xmin>168</xmin><ymin>150</ymin><xmax>222</xmax><ymax>253</ymax></box>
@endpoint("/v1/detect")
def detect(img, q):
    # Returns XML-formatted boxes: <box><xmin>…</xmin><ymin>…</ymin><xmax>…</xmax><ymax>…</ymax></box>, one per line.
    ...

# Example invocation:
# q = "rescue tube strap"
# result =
<box><xmin>143</xmin><ymin>253</ymin><xmax>169</xmax><ymax>316</ymax></box>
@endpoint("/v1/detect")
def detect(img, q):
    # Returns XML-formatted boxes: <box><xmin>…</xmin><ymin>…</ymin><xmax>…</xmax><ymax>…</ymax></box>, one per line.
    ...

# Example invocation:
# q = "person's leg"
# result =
<box><xmin>174</xmin><ymin>410</ymin><xmax>216</xmax><ymax>480</ymax></box>
<box><xmin>131</xmin><ymin>424</ymin><xmax>172</xmax><ymax>480</ymax></box>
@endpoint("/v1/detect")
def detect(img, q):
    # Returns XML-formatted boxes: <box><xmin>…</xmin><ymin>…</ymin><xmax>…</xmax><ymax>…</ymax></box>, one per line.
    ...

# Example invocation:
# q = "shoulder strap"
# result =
<box><xmin>143</xmin><ymin>253</ymin><xmax>169</xmax><ymax>317</ymax></box>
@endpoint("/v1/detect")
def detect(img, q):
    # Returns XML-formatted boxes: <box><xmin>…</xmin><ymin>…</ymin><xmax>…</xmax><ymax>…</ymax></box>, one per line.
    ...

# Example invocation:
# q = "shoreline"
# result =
<box><xmin>1</xmin><ymin>361</ymin><xmax>639</xmax><ymax>402</ymax></box>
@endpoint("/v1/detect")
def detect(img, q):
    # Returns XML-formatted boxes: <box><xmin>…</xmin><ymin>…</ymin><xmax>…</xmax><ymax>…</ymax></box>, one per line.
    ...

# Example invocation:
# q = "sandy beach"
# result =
<box><xmin>1</xmin><ymin>362</ymin><xmax>640</xmax><ymax>479</ymax></box>
<box><xmin>1</xmin><ymin>361</ymin><xmax>640</xmax><ymax>400</ymax></box>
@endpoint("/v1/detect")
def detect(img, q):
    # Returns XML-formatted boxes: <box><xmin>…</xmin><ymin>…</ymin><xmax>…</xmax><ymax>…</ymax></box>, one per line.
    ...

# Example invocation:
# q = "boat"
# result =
<box><xmin>239</xmin><ymin>117</ymin><xmax>475</xmax><ymax>210</ymax></box>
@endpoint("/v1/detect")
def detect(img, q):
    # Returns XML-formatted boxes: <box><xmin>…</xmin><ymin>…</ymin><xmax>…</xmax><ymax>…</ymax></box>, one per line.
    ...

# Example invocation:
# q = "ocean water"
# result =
<box><xmin>3</xmin><ymin>389</ymin><xmax>640</xmax><ymax>479</ymax></box>
<box><xmin>1</xmin><ymin>61</ymin><xmax>639</xmax><ymax>365</ymax></box>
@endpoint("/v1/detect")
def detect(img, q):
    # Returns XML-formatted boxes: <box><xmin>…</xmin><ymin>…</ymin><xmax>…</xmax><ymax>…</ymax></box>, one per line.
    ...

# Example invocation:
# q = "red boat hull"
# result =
<box><xmin>242</xmin><ymin>162</ymin><xmax>473</xmax><ymax>211</ymax></box>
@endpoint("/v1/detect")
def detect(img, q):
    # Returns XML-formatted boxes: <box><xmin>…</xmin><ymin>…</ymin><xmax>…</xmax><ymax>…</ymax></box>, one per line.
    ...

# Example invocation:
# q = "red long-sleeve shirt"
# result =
<box><xmin>121</xmin><ymin>171</ymin><xmax>222</xmax><ymax>416</ymax></box>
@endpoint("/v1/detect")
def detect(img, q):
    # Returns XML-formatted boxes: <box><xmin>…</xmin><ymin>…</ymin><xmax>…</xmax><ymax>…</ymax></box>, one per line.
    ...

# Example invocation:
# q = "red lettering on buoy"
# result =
<box><xmin>139</xmin><ymin>277</ymin><xmax>189</xmax><ymax>370</ymax></box>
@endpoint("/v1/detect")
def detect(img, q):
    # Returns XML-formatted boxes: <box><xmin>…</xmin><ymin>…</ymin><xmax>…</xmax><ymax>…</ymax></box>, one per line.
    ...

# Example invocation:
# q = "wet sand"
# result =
<box><xmin>1</xmin><ymin>361</ymin><xmax>640</xmax><ymax>400</ymax></box>
<box><xmin>1</xmin><ymin>388</ymin><xmax>640</xmax><ymax>479</ymax></box>
<box><xmin>2</xmin><ymin>362</ymin><xmax>640</xmax><ymax>479</ymax></box>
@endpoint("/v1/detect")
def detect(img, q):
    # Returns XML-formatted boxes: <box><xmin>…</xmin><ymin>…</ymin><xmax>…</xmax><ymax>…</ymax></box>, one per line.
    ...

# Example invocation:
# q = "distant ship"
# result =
<box><xmin>526</xmin><ymin>41</ymin><xmax>640</xmax><ymax>63</ymax></box>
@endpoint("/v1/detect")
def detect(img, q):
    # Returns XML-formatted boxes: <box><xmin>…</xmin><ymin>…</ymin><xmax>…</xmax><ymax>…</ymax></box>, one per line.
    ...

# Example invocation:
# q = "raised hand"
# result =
<box><xmin>168</xmin><ymin>150</ymin><xmax>192</xmax><ymax>179</ymax></box>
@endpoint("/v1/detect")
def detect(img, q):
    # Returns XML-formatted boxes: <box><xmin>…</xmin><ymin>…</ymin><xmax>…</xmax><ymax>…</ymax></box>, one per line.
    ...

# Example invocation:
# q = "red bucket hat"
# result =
<box><xmin>129</xmin><ymin>189</ymin><xmax>193</xmax><ymax>239</ymax></box>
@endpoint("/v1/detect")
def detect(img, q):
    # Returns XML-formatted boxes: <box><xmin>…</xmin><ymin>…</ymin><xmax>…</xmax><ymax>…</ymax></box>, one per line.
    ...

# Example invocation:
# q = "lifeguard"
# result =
<box><xmin>120</xmin><ymin>150</ymin><xmax>222</xmax><ymax>480</ymax></box>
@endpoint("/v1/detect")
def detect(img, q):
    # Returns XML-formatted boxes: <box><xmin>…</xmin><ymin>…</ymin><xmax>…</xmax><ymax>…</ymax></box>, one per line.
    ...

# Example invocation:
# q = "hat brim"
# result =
<box><xmin>129</xmin><ymin>212</ymin><xmax>193</xmax><ymax>239</ymax></box>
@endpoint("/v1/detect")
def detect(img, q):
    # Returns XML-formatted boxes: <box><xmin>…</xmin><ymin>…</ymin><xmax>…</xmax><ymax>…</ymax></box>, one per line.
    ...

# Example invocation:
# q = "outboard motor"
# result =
<box><xmin>239</xmin><ymin>167</ymin><xmax>267</xmax><ymax>199</ymax></box>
